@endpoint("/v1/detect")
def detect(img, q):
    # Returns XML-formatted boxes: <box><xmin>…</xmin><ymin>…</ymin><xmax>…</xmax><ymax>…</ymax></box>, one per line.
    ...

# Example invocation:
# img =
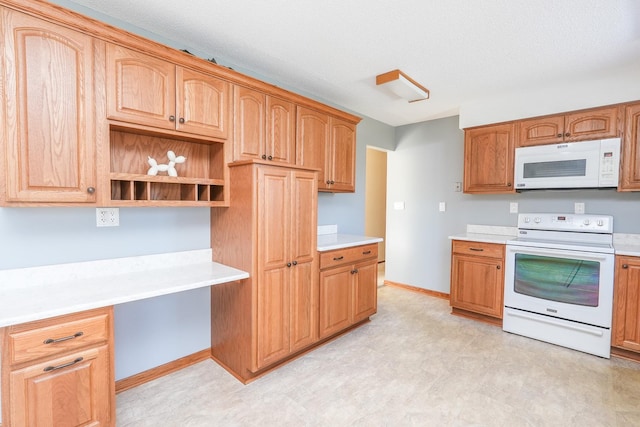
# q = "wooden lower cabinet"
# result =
<box><xmin>450</xmin><ymin>240</ymin><xmax>505</xmax><ymax>322</ymax></box>
<box><xmin>1</xmin><ymin>307</ymin><xmax>114</xmax><ymax>427</ymax></box>
<box><xmin>319</xmin><ymin>244</ymin><xmax>378</xmax><ymax>339</ymax></box>
<box><xmin>612</xmin><ymin>256</ymin><xmax>640</xmax><ymax>353</ymax></box>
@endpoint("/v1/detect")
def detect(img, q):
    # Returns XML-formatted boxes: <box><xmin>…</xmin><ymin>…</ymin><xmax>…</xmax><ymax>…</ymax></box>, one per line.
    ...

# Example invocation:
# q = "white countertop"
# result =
<box><xmin>449</xmin><ymin>224</ymin><xmax>517</xmax><ymax>245</ymax></box>
<box><xmin>449</xmin><ymin>225</ymin><xmax>640</xmax><ymax>257</ymax></box>
<box><xmin>317</xmin><ymin>234</ymin><xmax>383</xmax><ymax>252</ymax></box>
<box><xmin>0</xmin><ymin>249</ymin><xmax>248</xmax><ymax>328</ymax></box>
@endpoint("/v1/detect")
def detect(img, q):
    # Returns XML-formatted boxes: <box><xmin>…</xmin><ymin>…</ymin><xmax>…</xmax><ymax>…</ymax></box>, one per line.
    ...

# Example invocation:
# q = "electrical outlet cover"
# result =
<box><xmin>96</xmin><ymin>208</ymin><xmax>120</xmax><ymax>227</ymax></box>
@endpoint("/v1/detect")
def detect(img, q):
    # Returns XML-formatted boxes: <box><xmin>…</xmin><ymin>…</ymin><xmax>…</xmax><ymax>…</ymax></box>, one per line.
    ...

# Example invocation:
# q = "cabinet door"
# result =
<box><xmin>289</xmin><ymin>170</ymin><xmax>318</xmax><ymax>351</ymax></box>
<box><xmin>255</xmin><ymin>266</ymin><xmax>290</xmax><ymax>371</ymax></box>
<box><xmin>450</xmin><ymin>254</ymin><xmax>504</xmax><ymax>318</ymax></box>
<box><xmin>327</xmin><ymin>118</ymin><xmax>356</xmax><ymax>192</ymax></box>
<box><xmin>290</xmin><ymin>259</ymin><xmax>317</xmax><ymax>352</ymax></box>
<box><xmin>620</xmin><ymin>103</ymin><xmax>640</xmax><ymax>191</ymax></box>
<box><xmin>233</xmin><ymin>86</ymin><xmax>265</xmax><ymax>161</ymax></box>
<box><xmin>517</xmin><ymin>116</ymin><xmax>565</xmax><ymax>147</ymax></box>
<box><xmin>353</xmin><ymin>260</ymin><xmax>378</xmax><ymax>323</ymax></box>
<box><xmin>463</xmin><ymin>123</ymin><xmax>515</xmax><ymax>193</ymax></box>
<box><xmin>612</xmin><ymin>257</ymin><xmax>640</xmax><ymax>351</ymax></box>
<box><xmin>1</xmin><ymin>10</ymin><xmax>97</xmax><ymax>203</ymax></box>
<box><xmin>564</xmin><ymin>106</ymin><xmax>620</xmax><ymax>142</ymax></box>
<box><xmin>319</xmin><ymin>265</ymin><xmax>353</xmax><ymax>339</ymax></box>
<box><xmin>258</xmin><ymin>167</ymin><xmax>291</xmax><ymax>270</ymax></box>
<box><xmin>255</xmin><ymin>166</ymin><xmax>291</xmax><ymax>370</ymax></box>
<box><xmin>296</xmin><ymin>107</ymin><xmax>329</xmax><ymax>189</ymax></box>
<box><xmin>106</xmin><ymin>44</ymin><xmax>176</xmax><ymax>129</ymax></box>
<box><xmin>266</xmin><ymin>96</ymin><xmax>295</xmax><ymax>164</ymax></box>
<box><xmin>176</xmin><ymin>67</ymin><xmax>230</xmax><ymax>139</ymax></box>
<box><xmin>8</xmin><ymin>344</ymin><xmax>112</xmax><ymax>427</ymax></box>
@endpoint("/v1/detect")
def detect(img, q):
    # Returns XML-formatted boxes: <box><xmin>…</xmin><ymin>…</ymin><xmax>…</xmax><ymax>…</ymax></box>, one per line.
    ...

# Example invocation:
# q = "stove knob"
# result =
<box><xmin>597</xmin><ymin>219</ymin><xmax>604</xmax><ymax>227</ymax></box>
<box><xmin>583</xmin><ymin>219</ymin><xmax>590</xmax><ymax>226</ymax></box>
<box><xmin>534</xmin><ymin>217</ymin><xmax>541</xmax><ymax>223</ymax></box>
<box><xmin>524</xmin><ymin>217</ymin><xmax>530</xmax><ymax>223</ymax></box>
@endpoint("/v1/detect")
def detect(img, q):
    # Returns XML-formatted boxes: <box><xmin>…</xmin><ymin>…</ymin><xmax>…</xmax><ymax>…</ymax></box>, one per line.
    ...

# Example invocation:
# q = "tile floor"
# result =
<box><xmin>116</xmin><ymin>279</ymin><xmax>640</xmax><ymax>426</ymax></box>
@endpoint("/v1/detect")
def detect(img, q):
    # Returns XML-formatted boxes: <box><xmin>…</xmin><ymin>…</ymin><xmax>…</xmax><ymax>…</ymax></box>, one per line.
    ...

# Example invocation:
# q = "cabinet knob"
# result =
<box><xmin>330</xmin><ymin>180</ymin><xmax>335</xmax><ymax>185</ymax></box>
<box><xmin>292</xmin><ymin>260</ymin><xmax>298</xmax><ymax>266</ymax></box>
<box><xmin>169</xmin><ymin>115</ymin><xmax>176</xmax><ymax>122</ymax></box>
<box><xmin>268</xmin><ymin>155</ymin><xmax>273</xmax><ymax>161</ymax></box>
<box><xmin>351</xmin><ymin>269</ymin><xmax>358</xmax><ymax>274</ymax></box>
<box><xmin>622</xmin><ymin>264</ymin><xmax>629</xmax><ymax>269</ymax></box>
<box><xmin>179</xmin><ymin>117</ymin><xmax>185</xmax><ymax>124</ymax></box>
<box><xmin>557</xmin><ymin>133</ymin><xmax>562</xmax><ymax>138</ymax></box>
<box><xmin>287</xmin><ymin>262</ymin><xmax>292</xmax><ymax>268</ymax></box>
<box><xmin>497</xmin><ymin>265</ymin><xmax>501</xmax><ymax>270</ymax></box>
<box><xmin>565</xmin><ymin>132</ymin><xmax>570</xmax><ymax>137</ymax></box>
<box><xmin>87</xmin><ymin>187</ymin><xmax>95</xmax><ymax>194</ymax></box>
<box><xmin>261</xmin><ymin>154</ymin><xmax>267</xmax><ymax>160</ymax></box>
<box><xmin>507</xmin><ymin>183</ymin><xmax>512</xmax><ymax>187</ymax></box>
<box><xmin>326</xmin><ymin>180</ymin><xmax>331</xmax><ymax>185</ymax></box>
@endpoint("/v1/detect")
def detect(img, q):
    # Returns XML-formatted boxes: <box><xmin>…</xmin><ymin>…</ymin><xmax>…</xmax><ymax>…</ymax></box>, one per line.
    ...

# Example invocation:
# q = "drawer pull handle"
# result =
<box><xmin>43</xmin><ymin>331</ymin><xmax>84</xmax><ymax>345</ymax></box>
<box><xmin>362</xmin><ymin>250</ymin><xmax>372</xmax><ymax>255</ymax></box>
<box><xmin>469</xmin><ymin>248</ymin><xmax>484</xmax><ymax>252</ymax></box>
<box><xmin>333</xmin><ymin>256</ymin><xmax>344</xmax><ymax>261</ymax></box>
<box><xmin>43</xmin><ymin>357</ymin><xmax>83</xmax><ymax>372</ymax></box>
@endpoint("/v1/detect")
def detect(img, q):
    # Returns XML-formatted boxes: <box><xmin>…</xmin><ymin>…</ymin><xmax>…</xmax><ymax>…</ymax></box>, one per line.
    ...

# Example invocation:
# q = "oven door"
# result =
<box><xmin>504</xmin><ymin>244</ymin><xmax>614</xmax><ymax>328</ymax></box>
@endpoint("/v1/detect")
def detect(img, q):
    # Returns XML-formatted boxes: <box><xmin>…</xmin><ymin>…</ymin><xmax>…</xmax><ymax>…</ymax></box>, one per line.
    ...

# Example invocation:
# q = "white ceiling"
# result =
<box><xmin>67</xmin><ymin>0</ymin><xmax>640</xmax><ymax>127</ymax></box>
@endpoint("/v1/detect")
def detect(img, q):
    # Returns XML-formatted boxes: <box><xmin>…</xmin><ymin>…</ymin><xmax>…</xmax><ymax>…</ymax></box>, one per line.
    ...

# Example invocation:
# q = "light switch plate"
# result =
<box><xmin>439</xmin><ymin>202</ymin><xmax>446</xmax><ymax>212</ymax></box>
<box><xmin>393</xmin><ymin>201</ymin><xmax>405</xmax><ymax>210</ymax></box>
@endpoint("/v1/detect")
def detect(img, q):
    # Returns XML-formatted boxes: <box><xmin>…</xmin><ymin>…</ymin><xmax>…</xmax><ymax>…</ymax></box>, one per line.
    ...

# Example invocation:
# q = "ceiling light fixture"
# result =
<box><xmin>375</xmin><ymin>69</ymin><xmax>429</xmax><ymax>103</ymax></box>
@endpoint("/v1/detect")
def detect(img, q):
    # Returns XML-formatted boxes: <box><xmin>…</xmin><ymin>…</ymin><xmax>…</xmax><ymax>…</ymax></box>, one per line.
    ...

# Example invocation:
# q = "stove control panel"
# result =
<box><xmin>517</xmin><ymin>213</ymin><xmax>613</xmax><ymax>233</ymax></box>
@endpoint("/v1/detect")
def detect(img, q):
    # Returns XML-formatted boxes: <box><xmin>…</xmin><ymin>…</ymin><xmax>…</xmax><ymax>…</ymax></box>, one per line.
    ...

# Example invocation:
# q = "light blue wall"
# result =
<box><xmin>386</xmin><ymin>116</ymin><xmax>640</xmax><ymax>294</ymax></box>
<box><xmin>0</xmin><ymin>208</ymin><xmax>212</xmax><ymax>380</ymax></box>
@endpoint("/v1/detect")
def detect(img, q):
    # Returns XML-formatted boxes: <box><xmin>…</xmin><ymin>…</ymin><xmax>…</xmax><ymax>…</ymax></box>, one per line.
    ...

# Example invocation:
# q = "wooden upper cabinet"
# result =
<box><xmin>327</xmin><ymin>118</ymin><xmax>356</xmax><ymax>192</ymax></box>
<box><xmin>106</xmin><ymin>44</ymin><xmax>230</xmax><ymax>139</ymax></box>
<box><xmin>517</xmin><ymin>115</ymin><xmax>564</xmax><ymax>146</ymax></box>
<box><xmin>233</xmin><ymin>86</ymin><xmax>294</xmax><ymax>164</ymax></box>
<box><xmin>0</xmin><ymin>9</ymin><xmax>97</xmax><ymax>204</ymax></box>
<box><xmin>266</xmin><ymin>96</ymin><xmax>295</xmax><ymax>164</ymax></box>
<box><xmin>518</xmin><ymin>106</ymin><xmax>620</xmax><ymax>147</ymax></box>
<box><xmin>176</xmin><ymin>67</ymin><xmax>230</xmax><ymax>138</ymax></box>
<box><xmin>296</xmin><ymin>106</ymin><xmax>329</xmax><ymax>186</ymax></box>
<box><xmin>296</xmin><ymin>107</ymin><xmax>356</xmax><ymax>192</ymax></box>
<box><xmin>463</xmin><ymin>123</ymin><xmax>515</xmax><ymax>193</ymax></box>
<box><xmin>619</xmin><ymin>103</ymin><xmax>640</xmax><ymax>191</ymax></box>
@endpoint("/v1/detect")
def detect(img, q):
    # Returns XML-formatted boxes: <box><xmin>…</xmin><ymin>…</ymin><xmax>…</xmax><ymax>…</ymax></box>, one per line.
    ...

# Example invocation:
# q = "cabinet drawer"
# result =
<box><xmin>451</xmin><ymin>240</ymin><xmax>504</xmax><ymax>258</ymax></box>
<box><xmin>320</xmin><ymin>244</ymin><xmax>378</xmax><ymax>269</ymax></box>
<box><xmin>7</xmin><ymin>308</ymin><xmax>111</xmax><ymax>366</ymax></box>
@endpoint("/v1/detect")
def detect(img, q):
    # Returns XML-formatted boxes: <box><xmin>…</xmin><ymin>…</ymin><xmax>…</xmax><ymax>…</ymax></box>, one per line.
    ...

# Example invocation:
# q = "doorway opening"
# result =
<box><xmin>365</xmin><ymin>147</ymin><xmax>387</xmax><ymax>286</ymax></box>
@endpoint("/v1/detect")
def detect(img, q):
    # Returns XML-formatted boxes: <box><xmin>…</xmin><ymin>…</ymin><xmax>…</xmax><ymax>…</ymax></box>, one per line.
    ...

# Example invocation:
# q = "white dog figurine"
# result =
<box><xmin>147</xmin><ymin>151</ymin><xmax>186</xmax><ymax>176</ymax></box>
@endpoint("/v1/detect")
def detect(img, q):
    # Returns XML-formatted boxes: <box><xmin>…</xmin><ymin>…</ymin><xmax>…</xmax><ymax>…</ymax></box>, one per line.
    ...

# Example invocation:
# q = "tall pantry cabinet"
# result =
<box><xmin>210</xmin><ymin>161</ymin><xmax>318</xmax><ymax>382</ymax></box>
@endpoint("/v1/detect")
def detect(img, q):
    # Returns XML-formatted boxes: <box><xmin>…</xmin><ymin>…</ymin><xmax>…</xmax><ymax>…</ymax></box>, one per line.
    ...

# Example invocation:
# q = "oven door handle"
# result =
<box><xmin>505</xmin><ymin>310</ymin><xmax>605</xmax><ymax>337</ymax></box>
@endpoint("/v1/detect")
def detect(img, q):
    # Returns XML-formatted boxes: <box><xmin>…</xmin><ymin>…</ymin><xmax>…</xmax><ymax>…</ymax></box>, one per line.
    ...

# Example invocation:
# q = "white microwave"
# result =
<box><xmin>514</xmin><ymin>138</ymin><xmax>621</xmax><ymax>190</ymax></box>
